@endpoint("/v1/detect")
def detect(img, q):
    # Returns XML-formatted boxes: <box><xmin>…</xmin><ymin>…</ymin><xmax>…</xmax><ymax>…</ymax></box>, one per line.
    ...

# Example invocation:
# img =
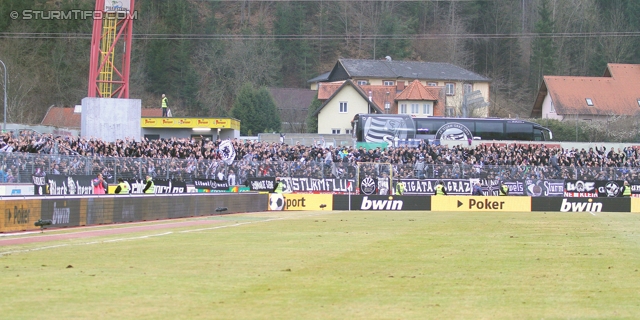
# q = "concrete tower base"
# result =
<box><xmin>81</xmin><ymin>97</ymin><xmax>141</xmax><ymax>142</ymax></box>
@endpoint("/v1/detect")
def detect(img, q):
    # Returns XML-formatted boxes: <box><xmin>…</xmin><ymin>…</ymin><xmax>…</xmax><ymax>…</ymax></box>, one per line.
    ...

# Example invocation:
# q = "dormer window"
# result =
<box><xmin>586</xmin><ymin>98</ymin><xmax>593</xmax><ymax>106</ymax></box>
<box><xmin>357</xmin><ymin>80</ymin><xmax>368</xmax><ymax>86</ymax></box>
<box><xmin>637</xmin><ymin>99</ymin><xmax>640</xmax><ymax>107</ymax></box>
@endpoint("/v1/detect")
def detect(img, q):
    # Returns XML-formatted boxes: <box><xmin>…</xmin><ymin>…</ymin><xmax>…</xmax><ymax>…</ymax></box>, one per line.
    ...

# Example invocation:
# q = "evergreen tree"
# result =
<box><xmin>530</xmin><ymin>0</ymin><xmax>556</xmax><ymax>89</ymax></box>
<box><xmin>376</xmin><ymin>13</ymin><xmax>414</xmax><ymax>60</ymax></box>
<box><xmin>274</xmin><ymin>2</ymin><xmax>314</xmax><ymax>87</ymax></box>
<box><xmin>231</xmin><ymin>83</ymin><xmax>257</xmax><ymax>136</ymax></box>
<box><xmin>306</xmin><ymin>94</ymin><xmax>322</xmax><ymax>133</ymax></box>
<box><xmin>255</xmin><ymin>87</ymin><xmax>281</xmax><ymax>133</ymax></box>
<box><xmin>231</xmin><ymin>83</ymin><xmax>281</xmax><ymax>136</ymax></box>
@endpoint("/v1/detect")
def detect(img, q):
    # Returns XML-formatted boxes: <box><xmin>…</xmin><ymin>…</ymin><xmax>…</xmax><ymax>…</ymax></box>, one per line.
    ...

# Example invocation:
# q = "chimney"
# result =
<box><xmin>396</xmin><ymin>81</ymin><xmax>405</xmax><ymax>92</ymax></box>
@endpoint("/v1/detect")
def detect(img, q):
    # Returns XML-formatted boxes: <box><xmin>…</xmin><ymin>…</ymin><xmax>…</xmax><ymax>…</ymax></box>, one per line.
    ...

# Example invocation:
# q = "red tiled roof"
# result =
<box><xmin>41</xmin><ymin>106</ymin><xmax>81</xmax><ymax>128</ymax></box>
<box><xmin>142</xmin><ymin>108</ymin><xmax>163</xmax><ymax>117</ymax></box>
<box><xmin>358</xmin><ymin>85</ymin><xmax>398</xmax><ymax>113</ymax></box>
<box><xmin>396</xmin><ymin>80</ymin><xmax>440</xmax><ymax>101</ymax></box>
<box><xmin>532</xmin><ymin>63</ymin><xmax>640</xmax><ymax>117</ymax></box>
<box><xmin>317</xmin><ymin>81</ymin><xmax>345</xmax><ymax>99</ymax></box>
<box><xmin>41</xmin><ymin>107</ymin><xmax>163</xmax><ymax>128</ymax></box>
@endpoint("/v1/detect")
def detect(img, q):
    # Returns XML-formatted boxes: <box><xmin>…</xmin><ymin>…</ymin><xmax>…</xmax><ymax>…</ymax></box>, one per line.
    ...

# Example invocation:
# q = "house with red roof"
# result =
<box><xmin>531</xmin><ymin>63</ymin><xmax>640</xmax><ymax>120</ymax></box>
<box><xmin>308</xmin><ymin>58</ymin><xmax>491</xmax><ymax>134</ymax></box>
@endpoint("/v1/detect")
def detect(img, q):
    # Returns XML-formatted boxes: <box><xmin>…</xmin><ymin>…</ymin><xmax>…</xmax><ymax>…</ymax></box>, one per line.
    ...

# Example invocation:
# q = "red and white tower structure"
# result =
<box><xmin>88</xmin><ymin>0</ymin><xmax>135</xmax><ymax>98</ymax></box>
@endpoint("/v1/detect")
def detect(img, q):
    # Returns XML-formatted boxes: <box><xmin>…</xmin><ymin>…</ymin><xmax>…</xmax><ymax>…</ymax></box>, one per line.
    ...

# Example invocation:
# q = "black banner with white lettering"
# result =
<box><xmin>398</xmin><ymin>179</ymin><xmax>472</xmax><ymax>195</ymax></box>
<box><xmin>564</xmin><ymin>180</ymin><xmax>624</xmax><ymax>197</ymax></box>
<box><xmin>32</xmin><ymin>173</ymin><xmax>48</xmax><ymax>195</ymax></box>
<box><xmin>193</xmin><ymin>179</ymin><xmax>229</xmax><ymax>190</ymax></box>
<box><xmin>247</xmin><ymin>177</ymin><xmax>276</xmax><ymax>192</ymax></box>
<box><xmin>126</xmin><ymin>179</ymin><xmax>187</xmax><ymax>194</ymax></box>
<box><xmin>523</xmin><ymin>179</ymin><xmax>564</xmax><ymax>197</ymax></box>
<box><xmin>47</xmin><ymin>175</ymin><xmax>95</xmax><ymax>195</ymax></box>
<box><xmin>279</xmin><ymin>177</ymin><xmax>356</xmax><ymax>193</ymax></box>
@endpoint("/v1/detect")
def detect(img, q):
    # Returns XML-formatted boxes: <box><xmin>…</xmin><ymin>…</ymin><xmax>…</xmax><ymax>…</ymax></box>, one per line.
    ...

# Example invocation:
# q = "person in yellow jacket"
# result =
<box><xmin>114</xmin><ymin>178</ymin><xmax>130</xmax><ymax>194</ymax></box>
<box><xmin>621</xmin><ymin>181</ymin><xmax>632</xmax><ymax>197</ymax></box>
<box><xmin>161</xmin><ymin>94</ymin><xmax>169</xmax><ymax>117</ymax></box>
<box><xmin>273</xmin><ymin>177</ymin><xmax>284</xmax><ymax>194</ymax></box>
<box><xmin>434</xmin><ymin>181</ymin><xmax>447</xmax><ymax>195</ymax></box>
<box><xmin>499</xmin><ymin>181</ymin><xmax>509</xmax><ymax>196</ymax></box>
<box><xmin>395</xmin><ymin>182</ymin><xmax>405</xmax><ymax>195</ymax></box>
<box><xmin>142</xmin><ymin>175</ymin><xmax>155</xmax><ymax>194</ymax></box>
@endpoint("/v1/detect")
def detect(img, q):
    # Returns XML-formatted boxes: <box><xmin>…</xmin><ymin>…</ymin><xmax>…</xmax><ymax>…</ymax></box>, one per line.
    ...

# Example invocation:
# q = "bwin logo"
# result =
<box><xmin>361</xmin><ymin>196</ymin><xmax>403</xmax><ymax>210</ymax></box>
<box><xmin>560</xmin><ymin>198</ymin><xmax>602</xmax><ymax>212</ymax></box>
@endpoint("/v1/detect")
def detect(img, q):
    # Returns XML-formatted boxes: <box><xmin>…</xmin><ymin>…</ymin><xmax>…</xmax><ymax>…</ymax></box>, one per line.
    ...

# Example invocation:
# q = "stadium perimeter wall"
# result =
<box><xmin>1</xmin><ymin>193</ymin><xmax>267</xmax><ymax>233</ymax></box>
<box><xmin>268</xmin><ymin>194</ymin><xmax>640</xmax><ymax>214</ymax></box>
<box><xmin>5</xmin><ymin>193</ymin><xmax>639</xmax><ymax>233</ymax></box>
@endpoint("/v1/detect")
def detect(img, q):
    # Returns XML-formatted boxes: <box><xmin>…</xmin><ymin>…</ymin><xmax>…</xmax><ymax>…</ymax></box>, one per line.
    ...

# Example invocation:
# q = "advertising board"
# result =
<box><xmin>431</xmin><ymin>196</ymin><xmax>531</xmax><ymax>212</ymax></box>
<box><xmin>531</xmin><ymin>197</ymin><xmax>630</xmax><ymax>212</ymax></box>
<box><xmin>332</xmin><ymin>195</ymin><xmax>430</xmax><ymax>211</ymax></box>
<box><xmin>268</xmin><ymin>194</ymin><xmax>333</xmax><ymax>211</ymax></box>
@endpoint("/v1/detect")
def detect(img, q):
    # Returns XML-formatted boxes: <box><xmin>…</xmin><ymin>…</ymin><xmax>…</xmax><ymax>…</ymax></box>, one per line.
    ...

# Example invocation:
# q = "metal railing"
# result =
<box><xmin>1</xmin><ymin>151</ymin><xmax>638</xmax><ymax>185</ymax></box>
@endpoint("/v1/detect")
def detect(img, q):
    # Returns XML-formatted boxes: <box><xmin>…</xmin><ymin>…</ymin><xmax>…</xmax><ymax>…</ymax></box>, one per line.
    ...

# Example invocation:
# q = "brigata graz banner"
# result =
<box><xmin>397</xmin><ymin>179</ymin><xmax>472</xmax><ymax>195</ymax></box>
<box><xmin>564</xmin><ymin>180</ymin><xmax>625</xmax><ymax>197</ymax></box>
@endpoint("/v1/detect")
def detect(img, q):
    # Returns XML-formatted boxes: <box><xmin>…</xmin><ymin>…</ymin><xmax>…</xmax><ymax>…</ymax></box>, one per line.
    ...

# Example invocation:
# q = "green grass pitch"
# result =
<box><xmin>2</xmin><ymin>210</ymin><xmax>640</xmax><ymax>319</ymax></box>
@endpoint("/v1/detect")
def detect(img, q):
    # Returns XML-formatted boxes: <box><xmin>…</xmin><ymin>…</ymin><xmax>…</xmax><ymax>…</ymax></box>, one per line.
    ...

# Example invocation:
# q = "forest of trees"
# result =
<box><xmin>1</xmin><ymin>0</ymin><xmax>639</xmax><ymax>129</ymax></box>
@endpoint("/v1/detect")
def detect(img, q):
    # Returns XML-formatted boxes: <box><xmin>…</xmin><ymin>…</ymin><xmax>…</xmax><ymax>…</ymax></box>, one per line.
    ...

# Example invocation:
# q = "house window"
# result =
<box><xmin>411</xmin><ymin>103</ymin><xmax>419</xmax><ymax>114</ymax></box>
<box><xmin>357</xmin><ymin>80</ymin><xmax>368</xmax><ymax>85</ymax></box>
<box><xmin>345</xmin><ymin>129</ymin><xmax>352</xmax><ymax>135</ymax></box>
<box><xmin>339</xmin><ymin>102</ymin><xmax>348</xmax><ymax>113</ymax></box>
<box><xmin>445</xmin><ymin>83</ymin><xmax>455</xmax><ymax>96</ymax></box>
<box><xmin>332</xmin><ymin>128</ymin><xmax>341</xmax><ymax>134</ymax></box>
<box><xmin>427</xmin><ymin>82</ymin><xmax>437</xmax><ymax>86</ymax></box>
<box><xmin>586</xmin><ymin>98</ymin><xmax>593</xmax><ymax>106</ymax></box>
<box><xmin>400</xmin><ymin>104</ymin><xmax>407</xmax><ymax>114</ymax></box>
<box><xmin>445</xmin><ymin>107</ymin><xmax>455</xmax><ymax>117</ymax></box>
<box><xmin>550</xmin><ymin>101</ymin><xmax>555</xmax><ymax>112</ymax></box>
<box><xmin>383</xmin><ymin>80</ymin><xmax>395</xmax><ymax>86</ymax></box>
<box><xmin>423</xmin><ymin>103</ymin><xmax>432</xmax><ymax>116</ymax></box>
<box><xmin>463</xmin><ymin>83</ymin><xmax>473</xmax><ymax>94</ymax></box>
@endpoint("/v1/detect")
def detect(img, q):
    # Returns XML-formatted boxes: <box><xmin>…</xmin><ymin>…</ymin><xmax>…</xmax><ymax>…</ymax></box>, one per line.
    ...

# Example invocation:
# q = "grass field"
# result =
<box><xmin>2</xmin><ymin>210</ymin><xmax>640</xmax><ymax>319</ymax></box>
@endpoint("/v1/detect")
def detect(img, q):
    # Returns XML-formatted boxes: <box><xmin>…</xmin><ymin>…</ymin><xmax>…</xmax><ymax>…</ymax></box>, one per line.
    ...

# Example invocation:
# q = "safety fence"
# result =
<box><xmin>1</xmin><ymin>152</ymin><xmax>639</xmax><ymax>187</ymax></box>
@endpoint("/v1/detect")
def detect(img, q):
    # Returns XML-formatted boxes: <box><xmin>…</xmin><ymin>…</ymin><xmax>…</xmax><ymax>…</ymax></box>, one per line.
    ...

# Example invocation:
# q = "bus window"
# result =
<box><xmin>475</xmin><ymin>121</ymin><xmax>504</xmax><ymax>140</ymax></box>
<box><xmin>534</xmin><ymin>129</ymin><xmax>545</xmax><ymax>141</ymax></box>
<box><xmin>506</xmin><ymin>122</ymin><xmax>533</xmax><ymax>140</ymax></box>
<box><xmin>447</xmin><ymin>120</ymin><xmax>475</xmax><ymax>134</ymax></box>
<box><xmin>415</xmin><ymin>119</ymin><xmax>445</xmax><ymax>135</ymax></box>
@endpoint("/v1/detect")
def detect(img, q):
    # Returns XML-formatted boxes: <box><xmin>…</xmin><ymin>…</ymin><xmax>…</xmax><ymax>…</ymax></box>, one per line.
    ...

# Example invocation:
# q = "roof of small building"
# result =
<box><xmin>531</xmin><ymin>63</ymin><xmax>640</xmax><ymax>117</ymax></box>
<box><xmin>41</xmin><ymin>107</ymin><xmax>162</xmax><ymax>128</ymax></box>
<box><xmin>327</xmin><ymin>59</ymin><xmax>491</xmax><ymax>82</ymax></box>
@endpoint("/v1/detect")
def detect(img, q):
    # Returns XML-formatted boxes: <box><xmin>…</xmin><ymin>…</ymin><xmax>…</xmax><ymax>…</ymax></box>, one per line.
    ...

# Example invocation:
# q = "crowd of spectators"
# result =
<box><xmin>2</xmin><ymin>130</ymin><xmax>640</xmax><ymax>184</ymax></box>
